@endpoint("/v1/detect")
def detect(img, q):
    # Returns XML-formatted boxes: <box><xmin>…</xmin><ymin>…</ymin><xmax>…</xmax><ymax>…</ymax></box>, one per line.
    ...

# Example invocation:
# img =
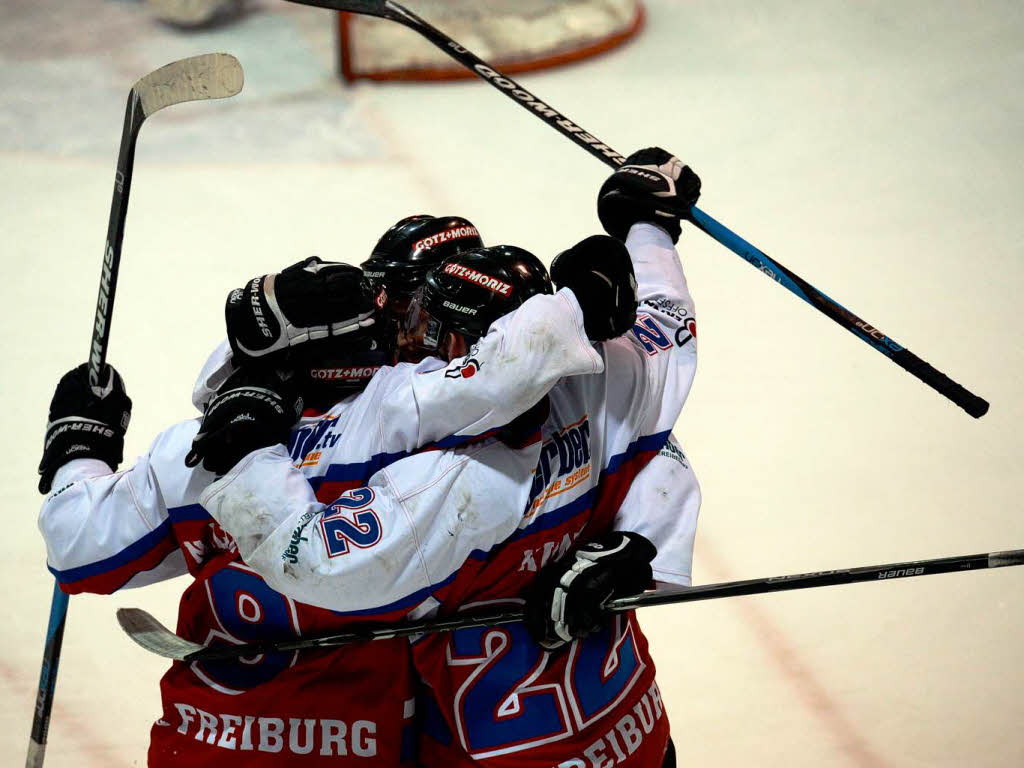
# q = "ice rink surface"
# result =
<box><xmin>1</xmin><ymin>0</ymin><xmax>1022</xmax><ymax>765</ymax></box>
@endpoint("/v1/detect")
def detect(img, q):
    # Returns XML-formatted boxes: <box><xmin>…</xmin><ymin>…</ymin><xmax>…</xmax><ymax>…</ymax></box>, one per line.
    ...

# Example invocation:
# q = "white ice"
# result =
<box><xmin>1</xmin><ymin>0</ymin><xmax>1022</xmax><ymax>765</ymax></box>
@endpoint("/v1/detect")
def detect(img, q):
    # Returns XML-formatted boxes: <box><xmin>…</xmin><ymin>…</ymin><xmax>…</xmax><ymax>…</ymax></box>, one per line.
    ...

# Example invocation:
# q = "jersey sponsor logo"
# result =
<box><xmin>528</xmin><ymin>416</ymin><xmax>592</xmax><ymax>512</ymax></box>
<box><xmin>167</xmin><ymin>703</ymin><xmax>378</xmax><ymax>757</ymax></box>
<box><xmin>309</xmin><ymin>366</ymin><xmax>381</xmax><ymax>381</ymax></box>
<box><xmin>443</xmin><ymin>263</ymin><xmax>513</xmax><ymax>296</ymax></box>
<box><xmin>552</xmin><ymin>680</ymin><xmax>667</xmax><ymax>767</ymax></box>
<box><xmin>675</xmin><ymin>317</ymin><xmax>697</xmax><ymax>348</ymax></box>
<box><xmin>47</xmin><ymin>482</ymin><xmax>74</xmax><ymax>500</ymax></box>
<box><xmin>413</xmin><ymin>225</ymin><xmax>480</xmax><ymax>253</ymax></box>
<box><xmin>518</xmin><ymin>526</ymin><xmax>585</xmax><ymax>572</ymax></box>
<box><xmin>640</xmin><ymin>298</ymin><xmax>697</xmax><ymax>348</ymax></box>
<box><xmin>319</xmin><ymin>488</ymin><xmax>382</xmax><ymax>559</ymax></box>
<box><xmin>657</xmin><ymin>440</ymin><xmax>690</xmax><ymax>470</ymax></box>
<box><xmin>288</xmin><ymin>417</ymin><xmax>341</xmax><ymax>468</ymax></box>
<box><xmin>182</xmin><ymin>521</ymin><xmax>238</xmax><ymax>566</ymax></box>
<box><xmin>630</xmin><ymin>314</ymin><xmax>673</xmax><ymax>356</ymax></box>
<box><xmin>444</xmin><ymin>356</ymin><xmax>482</xmax><ymax>379</ymax></box>
<box><xmin>282</xmin><ymin>510</ymin><xmax>317</xmax><ymax>565</ymax></box>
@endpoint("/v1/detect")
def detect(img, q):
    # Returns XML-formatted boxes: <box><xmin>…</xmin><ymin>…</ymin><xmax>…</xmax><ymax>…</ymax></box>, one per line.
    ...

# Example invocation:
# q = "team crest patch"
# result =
<box><xmin>445</xmin><ymin>357</ymin><xmax>482</xmax><ymax>379</ymax></box>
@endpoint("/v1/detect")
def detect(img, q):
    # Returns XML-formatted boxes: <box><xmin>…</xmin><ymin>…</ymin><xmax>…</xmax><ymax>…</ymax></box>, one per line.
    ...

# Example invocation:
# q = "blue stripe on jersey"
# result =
<box><xmin>508</xmin><ymin>488</ymin><xmax>599</xmax><ymax>544</ymax></box>
<box><xmin>306</xmin><ymin>427</ymin><xmax>505</xmax><ymax>492</ymax></box>
<box><xmin>430</xmin><ymin>427</ymin><xmax>501</xmax><ymax>449</ymax></box>
<box><xmin>309</xmin><ymin>450</ymin><xmax>409</xmax><ymax>492</ymax></box>
<box><xmin>48</xmin><ymin>518</ymin><xmax>173</xmax><ymax>583</ymax></box>
<box><xmin>168</xmin><ymin>504</ymin><xmax>211</xmax><ymax>523</ymax></box>
<box><xmin>605</xmin><ymin>430</ymin><xmax>672</xmax><ymax>474</ymax></box>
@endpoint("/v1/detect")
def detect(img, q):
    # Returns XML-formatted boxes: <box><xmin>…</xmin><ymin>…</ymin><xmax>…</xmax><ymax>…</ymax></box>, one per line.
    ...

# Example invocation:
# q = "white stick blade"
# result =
<box><xmin>134</xmin><ymin>53</ymin><xmax>244</xmax><ymax>118</ymax></box>
<box><xmin>116</xmin><ymin>607</ymin><xmax>205</xmax><ymax>660</ymax></box>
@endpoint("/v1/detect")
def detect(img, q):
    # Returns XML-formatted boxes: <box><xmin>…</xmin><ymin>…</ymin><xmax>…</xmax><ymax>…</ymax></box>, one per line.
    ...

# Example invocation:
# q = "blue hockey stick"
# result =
<box><xmin>289</xmin><ymin>0</ymin><xmax>988</xmax><ymax>418</ymax></box>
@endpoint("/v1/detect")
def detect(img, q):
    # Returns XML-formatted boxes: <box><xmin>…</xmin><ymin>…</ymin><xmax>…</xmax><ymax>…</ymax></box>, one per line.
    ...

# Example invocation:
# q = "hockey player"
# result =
<box><xmin>199</xmin><ymin>148</ymin><xmax>701</xmax><ymax>767</ymax></box>
<box><xmin>37</xmin><ymin>251</ymin><xmax>626</xmax><ymax>765</ymax></box>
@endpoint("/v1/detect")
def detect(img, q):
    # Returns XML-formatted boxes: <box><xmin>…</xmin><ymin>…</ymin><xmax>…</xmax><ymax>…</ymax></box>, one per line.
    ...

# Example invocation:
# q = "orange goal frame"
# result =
<box><xmin>336</xmin><ymin>4</ymin><xmax>646</xmax><ymax>83</ymax></box>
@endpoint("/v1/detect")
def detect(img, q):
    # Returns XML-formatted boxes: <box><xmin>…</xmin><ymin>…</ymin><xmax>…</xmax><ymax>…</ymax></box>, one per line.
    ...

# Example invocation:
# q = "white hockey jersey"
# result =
<box><xmin>617</xmin><ymin>433</ymin><xmax>701</xmax><ymax>586</ymax></box>
<box><xmin>199</xmin><ymin>222</ymin><xmax>701</xmax><ymax>767</ymax></box>
<box><xmin>37</xmin><ymin>288</ymin><xmax>601</xmax><ymax>768</ymax></box>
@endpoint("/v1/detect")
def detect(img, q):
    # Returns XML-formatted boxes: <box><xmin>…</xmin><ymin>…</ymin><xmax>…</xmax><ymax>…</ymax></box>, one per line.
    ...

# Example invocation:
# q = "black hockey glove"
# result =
<box><xmin>550</xmin><ymin>234</ymin><xmax>638</xmax><ymax>341</ymax></box>
<box><xmin>225</xmin><ymin>256</ymin><xmax>387</xmax><ymax>367</ymax></box>
<box><xmin>185</xmin><ymin>367</ymin><xmax>303</xmax><ymax>475</ymax></box>
<box><xmin>598</xmin><ymin>147</ymin><xmax>701</xmax><ymax>244</ymax></box>
<box><xmin>525</xmin><ymin>531</ymin><xmax>656</xmax><ymax>650</ymax></box>
<box><xmin>38</xmin><ymin>364</ymin><xmax>132</xmax><ymax>494</ymax></box>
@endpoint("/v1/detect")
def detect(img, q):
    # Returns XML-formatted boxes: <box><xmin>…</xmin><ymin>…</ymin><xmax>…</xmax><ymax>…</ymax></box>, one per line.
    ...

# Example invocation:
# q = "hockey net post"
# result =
<box><xmin>337</xmin><ymin>0</ymin><xmax>645</xmax><ymax>82</ymax></box>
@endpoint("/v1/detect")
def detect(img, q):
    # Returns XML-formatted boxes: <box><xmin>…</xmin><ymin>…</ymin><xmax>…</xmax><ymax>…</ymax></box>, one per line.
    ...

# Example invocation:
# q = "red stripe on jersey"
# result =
<box><xmin>58</xmin><ymin>536</ymin><xmax>179</xmax><ymax>595</ymax></box>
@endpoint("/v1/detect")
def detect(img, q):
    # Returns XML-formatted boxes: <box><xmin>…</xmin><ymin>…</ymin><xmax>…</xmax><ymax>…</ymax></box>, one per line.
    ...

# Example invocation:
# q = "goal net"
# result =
<box><xmin>337</xmin><ymin>0</ymin><xmax>646</xmax><ymax>82</ymax></box>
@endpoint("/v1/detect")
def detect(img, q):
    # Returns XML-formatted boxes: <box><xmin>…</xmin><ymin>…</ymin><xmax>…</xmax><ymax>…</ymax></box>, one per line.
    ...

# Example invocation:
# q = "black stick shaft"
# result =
<box><xmin>88</xmin><ymin>92</ymin><xmax>145</xmax><ymax>393</ymax></box>
<box><xmin>182</xmin><ymin>548</ymin><xmax>1024</xmax><ymax>662</ymax></box>
<box><xmin>608</xmin><ymin>549</ymin><xmax>1024</xmax><ymax>611</ymax></box>
<box><xmin>290</xmin><ymin>0</ymin><xmax>989</xmax><ymax>418</ymax></box>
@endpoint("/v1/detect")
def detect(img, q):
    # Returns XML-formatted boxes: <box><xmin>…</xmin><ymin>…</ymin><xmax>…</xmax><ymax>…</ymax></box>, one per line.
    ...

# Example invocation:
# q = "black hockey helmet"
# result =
<box><xmin>226</xmin><ymin>257</ymin><xmax>396</xmax><ymax>411</ymax></box>
<box><xmin>403</xmin><ymin>244</ymin><xmax>553</xmax><ymax>361</ymax></box>
<box><xmin>361</xmin><ymin>215</ymin><xmax>484</xmax><ymax>307</ymax></box>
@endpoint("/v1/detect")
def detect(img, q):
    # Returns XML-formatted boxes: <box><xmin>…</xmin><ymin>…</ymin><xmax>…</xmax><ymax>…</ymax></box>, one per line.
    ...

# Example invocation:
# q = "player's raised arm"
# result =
<box><xmin>37</xmin><ymin>365</ymin><xmax>188</xmax><ymax>593</ymax></box>
<box><xmin>577</xmin><ymin>148</ymin><xmax>701</xmax><ymax>437</ymax></box>
<box><xmin>524</xmin><ymin>151</ymin><xmax>704</xmax><ymax>646</ymax></box>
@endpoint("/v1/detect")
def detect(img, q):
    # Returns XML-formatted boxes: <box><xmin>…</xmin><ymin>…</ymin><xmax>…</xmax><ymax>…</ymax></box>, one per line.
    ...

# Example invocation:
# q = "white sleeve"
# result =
<box><xmin>38</xmin><ymin>430</ymin><xmax>191</xmax><ymax>593</ymax></box>
<box><xmin>601</xmin><ymin>222</ymin><xmax>699</xmax><ymax>442</ymax></box>
<box><xmin>613</xmin><ymin>434</ymin><xmax>701</xmax><ymax>586</ymax></box>
<box><xmin>382</xmin><ymin>288</ymin><xmax>603</xmax><ymax>449</ymax></box>
<box><xmin>201</xmin><ymin>439</ymin><xmax>540</xmax><ymax>614</ymax></box>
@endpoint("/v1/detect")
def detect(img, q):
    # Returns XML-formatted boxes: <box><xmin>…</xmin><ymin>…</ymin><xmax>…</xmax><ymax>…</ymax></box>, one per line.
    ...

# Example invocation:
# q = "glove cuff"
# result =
<box><xmin>38</xmin><ymin>417</ymin><xmax>124</xmax><ymax>493</ymax></box>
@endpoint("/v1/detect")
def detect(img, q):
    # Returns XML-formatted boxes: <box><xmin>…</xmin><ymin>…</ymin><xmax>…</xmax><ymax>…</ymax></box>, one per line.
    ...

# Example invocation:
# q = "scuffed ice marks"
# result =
<box><xmin>0</xmin><ymin>0</ymin><xmax>382</xmax><ymax>162</ymax></box>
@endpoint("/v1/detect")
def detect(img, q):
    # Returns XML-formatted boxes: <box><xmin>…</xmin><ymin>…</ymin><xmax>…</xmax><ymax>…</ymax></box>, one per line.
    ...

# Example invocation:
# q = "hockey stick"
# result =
<box><xmin>115</xmin><ymin>547</ymin><xmax>1023</xmax><ymax>662</ymax></box>
<box><xmin>28</xmin><ymin>54</ymin><xmax>243</xmax><ymax>768</ymax></box>
<box><xmin>288</xmin><ymin>0</ymin><xmax>989</xmax><ymax>419</ymax></box>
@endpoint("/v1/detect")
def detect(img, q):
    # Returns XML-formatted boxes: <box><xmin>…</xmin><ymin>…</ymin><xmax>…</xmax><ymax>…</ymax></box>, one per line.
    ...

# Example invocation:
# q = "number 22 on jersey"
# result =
<box><xmin>447</xmin><ymin>614</ymin><xmax>645</xmax><ymax>758</ymax></box>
